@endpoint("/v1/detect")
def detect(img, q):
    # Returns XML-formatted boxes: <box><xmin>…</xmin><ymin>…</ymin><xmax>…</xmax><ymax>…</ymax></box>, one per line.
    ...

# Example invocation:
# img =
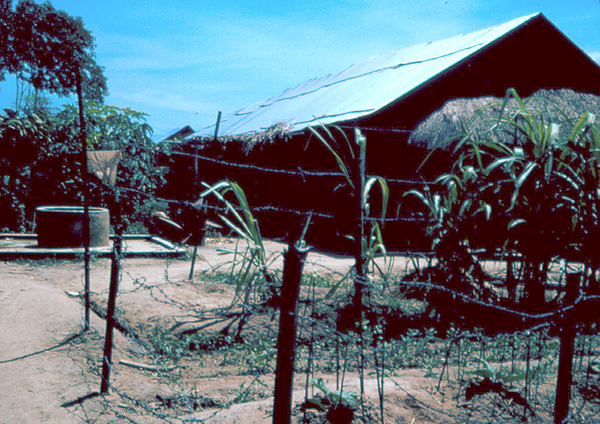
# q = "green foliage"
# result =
<box><xmin>389</xmin><ymin>327</ymin><xmax>444</xmax><ymax>369</ymax></box>
<box><xmin>199</xmin><ymin>180</ymin><xmax>276</xmax><ymax>305</ymax></box>
<box><xmin>408</xmin><ymin>89</ymin><xmax>600</xmax><ymax>304</ymax></box>
<box><xmin>308</xmin><ymin>125</ymin><xmax>355</xmax><ymax>189</ymax></box>
<box><xmin>463</xmin><ymin>89</ymin><xmax>600</xmax><ymax>258</ymax></box>
<box><xmin>404</xmin><ymin>166</ymin><xmax>490</xmax><ymax>294</ymax></box>
<box><xmin>57</xmin><ymin>102</ymin><xmax>162</xmax><ymax>230</ymax></box>
<box><xmin>151</xmin><ymin>328</ymin><xmax>234</xmax><ymax>362</ymax></box>
<box><xmin>303</xmin><ymin>273</ymin><xmax>340</xmax><ymax>288</ymax></box>
<box><xmin>200</xmin><ymin>181</ymin><xmax>264</xmax><ymax>256</ymax></box>
<box><xmin>309</xmin><ymin>377</ymin><xmax>360</xmax><ymax>408</ymax></box>
<box><xmin>309</xmin><ymin>125</ymin><xmax>390</xmax><ymax>298</ymax></box>
<box><xmin>237</xmin><ymin>336</ymin><xmax>277</xmax><ymax>374</ymax></box>
<box><xmin>0</xmin><ymin>107</ymin><xmax>54</xmax><ymax>231</ymax></box>
<box><xmin>0</xmin><ymin>102</ymin><xmax>162</xmax><ymax>232</ymax></box>
<box><xmin>1</xmin><ymin>0</ymin><xmax>107</xmax><ymax>105</ymax></box>
<box><xmin>466</xmin><ymin>357</ymin><xmax>527</xmax><ymax>384</ymax></box>
<box><xmin>227</xmin><ymin>378</ymin><xmax>270</xmax><ymax>405</ymax></box>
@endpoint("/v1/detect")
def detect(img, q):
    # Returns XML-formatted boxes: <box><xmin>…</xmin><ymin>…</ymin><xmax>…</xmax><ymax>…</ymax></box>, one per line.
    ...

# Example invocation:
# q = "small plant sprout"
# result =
<box><xmin>309</xmin><ymin>377</ymin><xmax>360</xmax><ymax>409</ymax></box>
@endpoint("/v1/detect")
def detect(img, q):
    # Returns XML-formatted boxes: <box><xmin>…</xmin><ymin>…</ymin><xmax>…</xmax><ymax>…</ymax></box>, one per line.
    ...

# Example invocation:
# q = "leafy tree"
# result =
<box><xmin>0</xmin><ymin>107</ymin><xmax>54</xmax><ymax>231</ymax></box>
<box><xmin>0</xmin><ymin>0</ymin><xmax>10</xmax><ymax>80</ymax></box>
<box><xmin>47</xmin><ymin>103</ymin><xmax>164</xmax><ymax>230</ymax></box>
<box><xmin>0</xmin><ymin>0</ymin><xmax>107</xmax><ymax>110</ymax></box>
<box><xmin>0</xmin><ymin>103</ymin><xmax>164</xmax><ymax>233</ymax></box>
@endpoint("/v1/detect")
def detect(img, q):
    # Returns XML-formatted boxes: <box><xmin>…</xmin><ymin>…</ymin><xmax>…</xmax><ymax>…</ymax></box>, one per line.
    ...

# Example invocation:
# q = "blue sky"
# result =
<box><xmin>1</xmin><ymin>0</ymin><xmax>599</xmax><ymax>138</ymax></box>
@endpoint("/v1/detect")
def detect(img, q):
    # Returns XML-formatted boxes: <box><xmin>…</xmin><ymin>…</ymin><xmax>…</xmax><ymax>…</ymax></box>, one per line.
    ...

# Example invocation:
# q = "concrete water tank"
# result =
<box><xmin>36</xmin><ymin>206</ymin><xmax>110</xmax><ymax>248</ymax></box>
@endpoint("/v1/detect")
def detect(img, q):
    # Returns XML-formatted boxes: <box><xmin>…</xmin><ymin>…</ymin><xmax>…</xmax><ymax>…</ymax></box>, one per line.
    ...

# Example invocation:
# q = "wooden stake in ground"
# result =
<box><xmin>76</xmin><ymin>72</ymin><xmax>92</xmax><ymax>332</ymax></box>
<box><xmin>554</xmin><ymin>271</ymin><xmax>580</xmax><ymax>423</ymax></box>
<box><xmin>273</xmin><ymin>241</ymin><xmax>310</xmax><ymax>424</ymax></box>
<box><xmin>100</xmin><ymin>230</ymin><xmax>123</xmax><ymax>393</ymax></box>
<box><xmin>352</xmin><ymin>128</ymin><xmax>367</xmax><ymax>314</ymax></box>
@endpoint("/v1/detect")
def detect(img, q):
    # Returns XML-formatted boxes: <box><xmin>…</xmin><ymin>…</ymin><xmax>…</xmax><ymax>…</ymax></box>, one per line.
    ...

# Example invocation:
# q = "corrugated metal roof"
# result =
<box><xmin>193</xmin><ymin>13</ymin><xmax>540</xmax><ymax>138</ymax></box>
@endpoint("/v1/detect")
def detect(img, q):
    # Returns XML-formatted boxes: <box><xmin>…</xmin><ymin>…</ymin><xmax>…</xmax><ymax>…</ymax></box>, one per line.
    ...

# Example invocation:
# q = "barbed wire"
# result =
<box><xmin>164</xmin><ymin>147</ymin><xmax>435</xmax><ymax>186</ymax></box>
<box><xmin>64</xmin><ymin>268</ymin><xmax>600</xmax><ymax>423</ymax></box>
<box><xmin>118</xmin><ymin>185</ymin><xmax>428</xmax><ymax>228</ymax></box>
<box><xmin>11</xmin><ymin>237</ymin><xmax>600</xmax><ymax>422</ymax></box>
<box><xmin>11</xmin><ymin>119</ymin><xmax>600</xmax><ymax>422</ymax></box>
<box><xmin>79</xmin><ymin>133</ymin><xmax>438</xmax><ymax>186</ymax></box>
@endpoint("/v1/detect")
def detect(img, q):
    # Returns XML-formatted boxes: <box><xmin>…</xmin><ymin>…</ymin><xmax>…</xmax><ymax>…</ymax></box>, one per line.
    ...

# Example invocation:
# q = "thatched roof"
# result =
<box><xmin>408</xmin><ymin>89</ymin><xmax>600</xmax><ymax>150</ymax></box>
<box><xmin>186</xmin><ymin>121</ymin><xmax>292</xmax><ymax>153</ymax></box>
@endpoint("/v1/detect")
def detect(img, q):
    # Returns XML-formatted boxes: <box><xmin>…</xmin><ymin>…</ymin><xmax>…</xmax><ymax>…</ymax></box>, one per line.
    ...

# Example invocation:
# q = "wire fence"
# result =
<box><xmin>5</xmin><ymin>243</ymin><xmax>597</xmax><ymax>423</ymax></box>
<box><xmin>6</xmin><ymin>135</ymin><xmax>600</xmax><ymax>423</ymax></box>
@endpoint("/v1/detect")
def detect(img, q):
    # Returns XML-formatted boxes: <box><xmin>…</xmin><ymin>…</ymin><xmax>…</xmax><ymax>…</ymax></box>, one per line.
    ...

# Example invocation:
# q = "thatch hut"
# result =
<box><xmin>163</xmin><ymin>13</ymin><xmax>600</xmax><ymax>252</ymax></box>
<box><xmin>408</xmin><ymin>89</ymin><xmax>600</xmax><ymax>150</ymax></box>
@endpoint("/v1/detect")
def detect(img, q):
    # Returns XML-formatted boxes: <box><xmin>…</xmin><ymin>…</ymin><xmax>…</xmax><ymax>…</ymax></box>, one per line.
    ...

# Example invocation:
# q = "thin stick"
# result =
<box><xmin>76</xmin><ymin>72</ymin><xmax>91</xmax><ymax>332</ymax></box>
<box><xmin>119</xmin><ymin>359</ymin><xmax>177</xmax><ymax>372</ymax></box>
<box><xmin>189</xmin><ymin>245</ymin><xmax>198</xmax><ymax>280</ymax></box>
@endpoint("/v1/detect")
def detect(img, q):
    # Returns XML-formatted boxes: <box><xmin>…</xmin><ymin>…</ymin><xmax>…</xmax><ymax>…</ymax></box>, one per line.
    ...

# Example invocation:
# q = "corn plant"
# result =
<box><xmin>308</xmin><ymin>125</ymin><xmax>389</xmax><ymax>295</ymax></box>
<box><xmin>466</xmin><ymin>357</ymin><xmax>528</xmax><ymax>384</ymax></box>
<box><xmin>405</xmin><ymin>162</ymin><xmax>491</xmax><ymax>295</ymax></box>
<box><xmin>309</xmin><ymin>377</ymin><xmax>360</xmax><ymax>409</ymax></box>
<box><xmin>477</xmin><ymin>91</ymin><xmax>600</xmax><ymax>305</ymax></box>
<box><xmin>410</xmin><ymin>89</ymin><xmax>600</xmax><ymax>308</ymax></box>
<box><xmin>199</xmin><ymin>180</ymin><xmax>273</xmax><ymax>307</ymax></box>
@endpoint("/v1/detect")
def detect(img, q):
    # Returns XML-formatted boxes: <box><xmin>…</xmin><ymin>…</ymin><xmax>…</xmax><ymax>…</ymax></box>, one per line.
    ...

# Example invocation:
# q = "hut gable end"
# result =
<box><xmin>192</xmin><ymin>13</ymin><xmax>600</xmax><ymax>140</ymax></box>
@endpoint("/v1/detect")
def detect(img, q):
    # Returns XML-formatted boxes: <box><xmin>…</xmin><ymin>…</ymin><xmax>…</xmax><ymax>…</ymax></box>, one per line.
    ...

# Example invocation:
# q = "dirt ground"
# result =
<box><xmin>0</xmin><ymin>237</ymin><xmax>561</xmax><ymax>423</ymax></box>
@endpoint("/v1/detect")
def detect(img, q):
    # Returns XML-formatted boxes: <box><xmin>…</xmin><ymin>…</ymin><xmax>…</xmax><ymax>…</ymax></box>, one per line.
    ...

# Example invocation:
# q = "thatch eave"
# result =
<box><xmin>185</xmin><ymin>121</ymin><xmax>293</xmax><ymax>153</ymax></box>
<box><xmin>409</xmin><ymin>89</ymin><xmax>600</xmax><ymax>150</ymax></box>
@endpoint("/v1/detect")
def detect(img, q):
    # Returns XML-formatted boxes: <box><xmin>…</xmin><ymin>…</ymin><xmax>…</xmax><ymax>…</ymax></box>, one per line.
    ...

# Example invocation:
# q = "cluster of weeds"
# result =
<box><xmin>234</xmin><ymin>335</ymin><xmax>277</xmax><ymax>375</ymax></box>
<box><xmin>199</xmin><ymin>270</ymin><xmax>252</xmax><ymax>286</ymax></box>
<box><xmin>303</xmin><ymin>377</ymin><xmax>360</xmax><ymax>417</ymax></box>
<box><xmin>150</xmin><ymin>328</ymin><xmax>234</xmax><ymax>361</ymax></box>
<box><xmin>302</xmin><ymin>273</ymin><xmax>340</xmax><ymax>288</ymax></box>
<box><xmin>226</xmin><ymin>377</ymin><xmax>271</xmax><ymax>405</ymax></box>
<box><xmin>384</xmin><ymin>327</ymin><xmax>445</xmax><ymax>370</ymax></box>
<box><xmin>151</xmin><ymin>327</ymin><xmax>280</xmax><ymax>376</ymax></box>
<box><xmin>151</xmin><ymin>392</ymin><xmax>224</xmax><ymax>413</ymax></box>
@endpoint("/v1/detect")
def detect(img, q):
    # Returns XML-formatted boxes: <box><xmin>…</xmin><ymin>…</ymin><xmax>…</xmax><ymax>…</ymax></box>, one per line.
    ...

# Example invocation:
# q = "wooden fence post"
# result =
<box><xmin>352</xmin><ymin>128</ymin><xmax>366</xmax><ymax>314</ymax></box>
<box><xmin>100</xmin><ymin>233</ymin><xmax>123</xmax><ymax>393</ymax></box>
<box><xmin>76</xmin><ymin>72</ymin><xmax>92</xmax><ymax>332</ymax></box>
<box><xmin>554</xmin><ymin>271</ymin><xmax>580</xmax><ymax>423</ymax></box>
<box><xmin>272</xmin><ymin>241</ymin><xmax>310</xmax><ymax>424</ymax></box>
<box><xmin>100</xmin><ymin>194</ymin><xmax>123</xmax><ymax>394</ymax></box>
<box><xmin>554</xmin><ymin>316</ymin><xmax>575</xmax><ymax>424</ymax></box>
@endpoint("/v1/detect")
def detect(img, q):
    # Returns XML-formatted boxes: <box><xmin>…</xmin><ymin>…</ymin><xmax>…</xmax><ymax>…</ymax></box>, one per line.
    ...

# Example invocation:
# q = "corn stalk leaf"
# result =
<box><xmin>309</xmin><ymin>126</ymin><xmax>354</xmax><ymax>189</ymax></box>
<box><xmin>569</xmin><ymin>112</ymin><xmax>596</xmax><ymax>142</ymax></box>
<box><xmin>364</xmin><ymin>176</ymin><xmax>389</xmax><ymax>223</ymax></box>
<box><xmin>509</xmin><ymin>161</ymin><xmax>538</xmax><ymax>211</ymax></box>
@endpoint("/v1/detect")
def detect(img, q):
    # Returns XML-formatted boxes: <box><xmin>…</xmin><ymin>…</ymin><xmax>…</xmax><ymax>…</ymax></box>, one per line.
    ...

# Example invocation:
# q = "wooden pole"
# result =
<box><xmin>100</xmin><ymin>232</ymin><xmax>122</xmax><ymax>393</ymax></box>
<box><xmin>554</xmin><ymin>319</ymin><xmax>575</xmax><ymax>424</ymax></box>
<box><xmin>272</xmin><ymin>241</ymin><xmax>310</xmax><ymax>424</ymax></box>
<box><xmin>100</xmin><ymin>193</ymin><xmax>123</xmax><ymax>394</ymax></box>
<box><xmin>554</xmin><ymin>272</ymin><xmax>580</xmax><ymax>423</ymax></box>
<box><xmin>76</xmin><ymin>72</ymin><xmax>91</xmax><ymax>332</ymax></box>
<box><xmin>353</xmin><ymin>128</ymin><xmax>366</xmax><ymax>315</ymax></box>
<box><xmin>189</xmin><ymin>245</ymin><xmax>198</xmax><ymax>280</ymax></box>
<box><xmin>352</xmin><ymin>129</ymin><xmax>367</xmax><ymax>413</ymax></box>
<box><xmin>188</xmin><ymin>111</ymin><xmax>222</xmax><ymax>280</ymax></box>
<box><xmin>213</xmin><ymin>111</ymin><xmax>222</xmax><ymax>141</ymax></box>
